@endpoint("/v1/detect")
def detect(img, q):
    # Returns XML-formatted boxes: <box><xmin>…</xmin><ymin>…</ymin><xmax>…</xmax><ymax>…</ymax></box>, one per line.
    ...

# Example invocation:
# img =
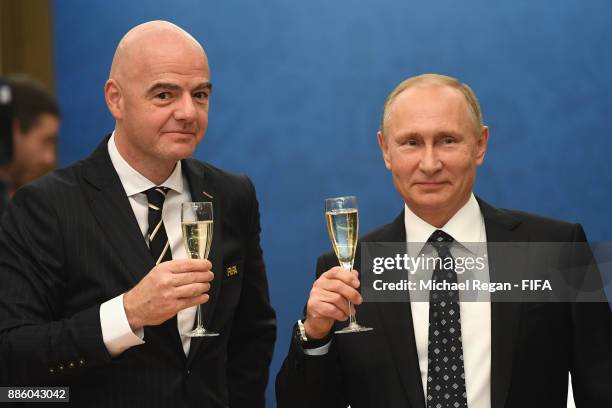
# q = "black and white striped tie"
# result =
<box><xmin>143</xmin><ymin>187</ymin><xmax>181</xmax><ymax>346</ymax></box>
<box><xmin>145</xmin><ymin>187</ymin><xmax>172</xmax><ymax>264</ymax></box>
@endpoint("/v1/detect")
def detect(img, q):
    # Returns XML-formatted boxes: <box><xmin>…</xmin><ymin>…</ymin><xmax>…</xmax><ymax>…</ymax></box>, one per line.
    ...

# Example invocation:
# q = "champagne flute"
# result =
<box><xmin>325</xmin><ymin>196</ymin><xmax>373</xmax><ymax>334</ymax></box>
<box><xmin>181</xmin><ymin>202</ymin><xmax>219</xmax><ymax>337</ymax></box>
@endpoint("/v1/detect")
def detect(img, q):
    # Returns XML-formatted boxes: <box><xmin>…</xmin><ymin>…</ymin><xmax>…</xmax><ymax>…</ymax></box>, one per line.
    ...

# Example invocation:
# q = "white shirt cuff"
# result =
<box><xmin>302</xmin><ymin>340</ymin><xmax>332</xmax><ymax>356</ymax></box>
<box><xmin>99</xmin><ymin>293</ymin><xmax>145</xmax><ymax>357</ymax></box>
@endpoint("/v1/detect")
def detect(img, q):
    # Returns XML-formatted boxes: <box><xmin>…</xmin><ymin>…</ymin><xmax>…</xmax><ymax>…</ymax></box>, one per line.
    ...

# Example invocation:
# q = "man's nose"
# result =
<box><xmin>174</xmin><ymin>94</ymin><xmax>197</xmax><ymax>122</ymax></box>
<box><xmin>418</xmin><ymin>145</ymin><xmax>442</xmax><ymax>174</ymax></box>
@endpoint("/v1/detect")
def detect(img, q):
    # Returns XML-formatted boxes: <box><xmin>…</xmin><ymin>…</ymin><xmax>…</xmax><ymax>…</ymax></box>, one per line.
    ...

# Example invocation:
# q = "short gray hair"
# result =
<box><xmin>380</xmin><ymin>73</ymin><xmax>483</xmax><ymax>137</ymax></box>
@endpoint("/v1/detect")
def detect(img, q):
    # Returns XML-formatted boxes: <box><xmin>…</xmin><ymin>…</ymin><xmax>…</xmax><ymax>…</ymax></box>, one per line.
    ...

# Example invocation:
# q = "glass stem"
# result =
<box><xmin>347</xmin><ymin>300</ymin><xmax>357</xmax><ymax>326</ymax></box>
<box><xmin>196</xmin><ymin>304</ymin><xmax>203</xmax><ymax>329</ymax></box>
<box><xmin>341</xmin><ymin>263</ymin><xmax>357</xmax><ymax>326</ymax></box>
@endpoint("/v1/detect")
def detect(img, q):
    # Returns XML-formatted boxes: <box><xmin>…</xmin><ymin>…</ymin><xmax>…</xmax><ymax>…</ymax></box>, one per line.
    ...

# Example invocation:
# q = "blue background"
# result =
<box><xmin>52</xmin><ymin>1</ymin><xmax>612</xmax><ymax>405</ymax></box>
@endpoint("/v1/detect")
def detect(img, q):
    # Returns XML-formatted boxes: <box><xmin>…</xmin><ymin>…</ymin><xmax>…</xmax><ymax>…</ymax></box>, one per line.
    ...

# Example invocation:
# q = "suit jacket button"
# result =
<box><xmin>49</xmin><ymin>368</ymin><xmax>55</xmax><ymax>374</ymax></box>
<box><xmin>186</xmin><ymin>370</ymin><xmax>191</xmax><ymax>375</ymax></box>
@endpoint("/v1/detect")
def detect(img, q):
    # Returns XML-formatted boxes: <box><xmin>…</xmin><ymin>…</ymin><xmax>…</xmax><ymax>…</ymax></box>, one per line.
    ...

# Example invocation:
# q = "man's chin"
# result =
<box><xmin>406</xmin><ymin>193</ymin><xmax>454</xmax><ymax>212</ymax></box>
<box><xmin>160</xmin><ymin>144</ymin><xmax>198</xmax><ymax>161</ymax></box>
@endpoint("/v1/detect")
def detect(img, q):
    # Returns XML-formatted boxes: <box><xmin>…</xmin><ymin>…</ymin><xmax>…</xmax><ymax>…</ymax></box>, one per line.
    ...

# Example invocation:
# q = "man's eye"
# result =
<box><xmin>397</xmin><ymin>137</ymin><xmax>418</xmax><ymax>146</ymax></box>
<box><xmin>156</xmin><ymin>92</ymin><xmax>171</xmax><ymax>100</ymax></box>
<box><xmin>194</xmin><ymin>91</ymin><xmax>209</xmax><ymax>100</ymax></box>
<box><xmin>442</xmin><ymin>137</ymin><xmax>456</xmax><ymax>144</ymax></box>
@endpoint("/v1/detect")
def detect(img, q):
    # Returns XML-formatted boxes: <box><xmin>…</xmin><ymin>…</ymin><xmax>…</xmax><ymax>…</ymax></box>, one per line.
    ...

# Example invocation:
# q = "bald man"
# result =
<box><xmin>0</xmin><ymin>21</ymin><xmax>276</xmax><ymax>407</ymax></box>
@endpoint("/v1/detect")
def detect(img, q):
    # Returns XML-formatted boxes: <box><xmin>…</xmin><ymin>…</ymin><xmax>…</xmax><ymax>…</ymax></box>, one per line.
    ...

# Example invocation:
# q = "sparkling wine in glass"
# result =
<box><xmin>181</xmin><ymin>202</ymin><xmax>219</xmax><ymax>337</ymax></box>
<box><xmin>325</xmin><ymin>196</ymin><xmax>373</xmax><ymax>334</ymax></box>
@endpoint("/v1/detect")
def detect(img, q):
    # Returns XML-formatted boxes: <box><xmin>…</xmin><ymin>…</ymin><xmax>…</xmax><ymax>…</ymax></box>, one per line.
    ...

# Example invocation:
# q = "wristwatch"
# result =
<box><xmin>294</xmin><ymin>320</ymin><xmax>332</xmax><ymax>349</ymax></box>
<box><xmin>296</xmin><ymin>319</ymin><xmax>308</xmax><ymax>342</ymax></box>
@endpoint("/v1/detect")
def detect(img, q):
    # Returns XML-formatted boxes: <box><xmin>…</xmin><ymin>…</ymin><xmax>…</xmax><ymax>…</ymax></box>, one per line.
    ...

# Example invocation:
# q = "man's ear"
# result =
<box><xmin>475</xmin><ymin>125</ymin><xmax>489</xmax><ymax>166</ymax></box>
<box><xmin>105</xmin><ymin>79</ymin><xmax>123</xmax><ymax>120</ymax></box>
<box><xmin>377</xmin><ymin>131</ymin><xmax>391</xmax><ymax>170</ymax></box>
<box><xmin>11</xmin><ymin>119</ymin><xmax>28</xmax><ymax>149</ymax></box>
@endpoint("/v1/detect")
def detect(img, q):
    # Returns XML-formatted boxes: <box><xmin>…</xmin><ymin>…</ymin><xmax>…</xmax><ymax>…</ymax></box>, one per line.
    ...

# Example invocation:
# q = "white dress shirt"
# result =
<box><xmin>405</xmin><ymin>193</ymin><xmax>491</xmax><ymax>408</ymax></box>
<box><xmin>99</xmin><ymin>133</ymin><xmax>197</xmax><ymax>357</ymax></box>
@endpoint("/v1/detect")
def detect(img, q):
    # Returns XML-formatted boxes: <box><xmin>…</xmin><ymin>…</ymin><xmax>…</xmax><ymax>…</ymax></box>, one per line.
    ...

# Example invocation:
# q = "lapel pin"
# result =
<box><xmin>226</xmin><ymin>265</ymin><xmax>238</xmax><ymax>277</ymax></box>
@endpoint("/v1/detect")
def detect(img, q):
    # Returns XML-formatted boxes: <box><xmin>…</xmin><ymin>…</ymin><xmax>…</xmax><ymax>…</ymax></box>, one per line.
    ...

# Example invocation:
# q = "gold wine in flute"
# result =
<box><xmin>181</xmin><ymin>202</ymin><xmax>219</xmax><ymax>337</ymax></box>
<box><xmin>325</xmin><ymin>196</ymin><xmax>373</xmax><ymax>334</ymax></box>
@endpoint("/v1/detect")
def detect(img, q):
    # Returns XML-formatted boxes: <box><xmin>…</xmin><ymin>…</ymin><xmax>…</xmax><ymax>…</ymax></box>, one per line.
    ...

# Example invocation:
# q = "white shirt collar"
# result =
<box><xmin>107</xmin><ymin>131</ymin><xmax>184</xmax><ymax>196</ymax></box>
<box><xmin>404</xmin><ymin>193</ymin><xmax>485</xmax><ymax>253</ymax></box>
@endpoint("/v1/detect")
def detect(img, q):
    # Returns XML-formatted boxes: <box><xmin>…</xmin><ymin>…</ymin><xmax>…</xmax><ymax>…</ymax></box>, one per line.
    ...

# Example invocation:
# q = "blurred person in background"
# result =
<box><xmin>0</xmin><ymin>75</ymin><xmax>60</xmax><ymax>215</ymax></box>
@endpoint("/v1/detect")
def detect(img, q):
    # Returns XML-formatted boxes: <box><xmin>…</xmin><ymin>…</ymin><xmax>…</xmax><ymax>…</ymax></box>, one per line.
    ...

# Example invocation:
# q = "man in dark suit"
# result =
<box><xmin>276</xmin><ymin>74</ymin><xmax>611</xmax><ymax>407</ymax></box>
<box><xmin>0</xmin><ymin>21</ymin><xmax>276</xmax><ymax>407</ymax></box>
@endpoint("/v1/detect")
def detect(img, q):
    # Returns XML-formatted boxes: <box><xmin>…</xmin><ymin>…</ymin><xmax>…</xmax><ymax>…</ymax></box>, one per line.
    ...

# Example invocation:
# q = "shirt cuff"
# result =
<box><xmin>302</xmin><ymin>340</ymin><xmax>332</xmax><ymax>356</ymax></box>
<box><xmin>99</xmin><ymin>293</ymin><xmax>145</xmax><ymax>357</ymax></box>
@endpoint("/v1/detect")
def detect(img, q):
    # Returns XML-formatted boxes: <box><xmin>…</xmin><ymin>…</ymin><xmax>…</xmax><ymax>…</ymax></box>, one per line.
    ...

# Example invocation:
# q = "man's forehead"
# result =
<box><xmin>132</xmin><ymin>41</ymin><xmax>207</xmax><ymax>68</ymax></box>
<box><xmin>388</xmin><ymin>86</ymin><xmax>470</xmax><ymax>119</ymax></box>
<box><xmin>384</xmin><ymin>85</ymin><xmax>477</xmax><ymax>136</ymax></box>
<box><xmin>394</xmin><ymin>84</ymin><xmax>466</xmax><ymax>107</ymax></box>
<box><xmin>121</xmin><ymin>46</ymin><xmax>209</xmax><ymax>85</ymax></box>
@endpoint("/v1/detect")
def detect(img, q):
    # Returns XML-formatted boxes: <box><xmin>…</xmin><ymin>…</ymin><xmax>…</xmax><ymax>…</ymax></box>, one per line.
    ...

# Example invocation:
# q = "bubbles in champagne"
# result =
<box><xmin>325</xmin><ymin>208</ymin><xmax>358</xmax><ymax>268</ymax></box>
<box><xmin>182</xmin><ymin>220</ymin><xmax>213</xmax><ymax>259</ymax></box>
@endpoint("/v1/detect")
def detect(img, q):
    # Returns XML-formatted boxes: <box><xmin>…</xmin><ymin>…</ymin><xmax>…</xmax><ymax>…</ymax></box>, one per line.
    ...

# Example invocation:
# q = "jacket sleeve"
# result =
<box><xmin>0</xmin><ymin>183</ymin><xmax>111</xmax><ymax>386</ymax></box>
<box><xmin>275</xmin><ymin>253</ymin><xmax>348</xmax><ymax>408</ymax></box>
<box><xmin>568</xmin><ymin>224</ymin><xmax>612</xmax><ymax>406</ymax></box>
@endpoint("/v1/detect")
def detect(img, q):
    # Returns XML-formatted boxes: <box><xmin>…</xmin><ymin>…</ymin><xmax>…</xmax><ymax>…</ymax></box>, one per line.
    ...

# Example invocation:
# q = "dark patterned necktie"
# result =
<box><xmin>144</xmin><ymin>187</ymin><xmax>180</xmax><ymax>346</ymax></box>
<box><xmin>426</xmin><ymin>230</ymin><xmax>468</xmax><ymax>408</ymax></box>
<box><xmin>145</xmin><ymin>187</ymin><xmax>172</xmax><ymax>264</ymax></box>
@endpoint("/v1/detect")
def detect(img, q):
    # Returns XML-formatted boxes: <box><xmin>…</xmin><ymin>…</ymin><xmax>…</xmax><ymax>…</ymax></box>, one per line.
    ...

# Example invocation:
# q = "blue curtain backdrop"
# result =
<box><xmin>53</xmin><ymin>1</ymin><xmax>612</xmax><ymax>405</ymax></box>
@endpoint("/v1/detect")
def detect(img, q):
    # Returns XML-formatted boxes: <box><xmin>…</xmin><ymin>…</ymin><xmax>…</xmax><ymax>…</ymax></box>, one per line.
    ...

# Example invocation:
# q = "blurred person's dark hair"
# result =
<box><xmin>7</xmin><ymin>74</ymin><xmax>60</xmax><ymax>133</ymax></box>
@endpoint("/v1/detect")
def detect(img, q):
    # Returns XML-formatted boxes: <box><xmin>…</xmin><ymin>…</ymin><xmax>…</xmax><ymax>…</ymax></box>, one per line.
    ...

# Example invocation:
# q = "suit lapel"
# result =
<box><xmin>182</xmin><ymin>159</ymin><xmax>223</xmax><ymax>365</ymax></box>
<box><xmin>477</xmin><ymin>198</ymin><xmax>525</xmax><ymax>408</ymax></box>
<box><xmin>370</xmin><ymin>213</ymin><xmax>427</xmax><ymax>408</ymax></box>
<box><xmin>82</xmin><ymin>138</ymin><xmax>154</xmax><ymax>284</ymax></box>
<box><xmin>376</xmin><ymin>301</ymin><xmax>427</xmax><ymax>408</ymax></box>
